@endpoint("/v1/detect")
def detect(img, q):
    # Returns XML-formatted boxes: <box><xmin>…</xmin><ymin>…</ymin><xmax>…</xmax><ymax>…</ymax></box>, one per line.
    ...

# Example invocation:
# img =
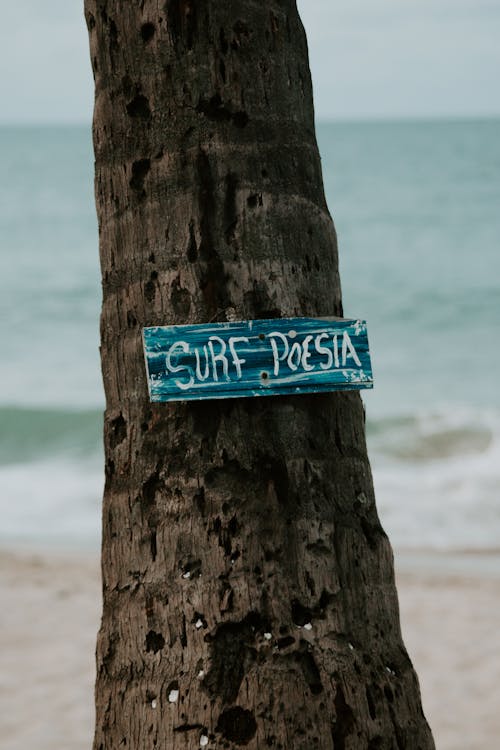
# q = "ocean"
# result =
<box><xmin>1</xmin><ymin>119</ymin><xmax>499</xmax><ymax>551</ymax></box>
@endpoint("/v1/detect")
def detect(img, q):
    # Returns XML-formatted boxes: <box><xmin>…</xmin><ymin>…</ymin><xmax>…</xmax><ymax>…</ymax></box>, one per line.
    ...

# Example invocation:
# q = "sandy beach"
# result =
<box><xmin>1</xmin><ymin>548</ymin><xmax>499</xmax><ymax>750</ymax></box>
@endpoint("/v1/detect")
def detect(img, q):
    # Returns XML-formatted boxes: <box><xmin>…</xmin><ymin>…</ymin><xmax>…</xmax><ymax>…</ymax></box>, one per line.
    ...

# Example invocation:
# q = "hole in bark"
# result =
<box><xmin>194</xmin><ymin>486</ymin><xmax>205</xmax><ymax>515</ymax></box>
<box><xmin>187</xmin><ymin>221</ymin><xmax>198</xmax><ymax>262</ymax></box>
<box><xmin>174</xmin><ymin>723</ymin><xmax>203</xmax><ymax>733</ymax></box>
<box><xmin>150</xmin><ymin>531</ymin><xmax>157</xmax><ymax>561</ymax></box>
<box><xmin>214</xmin><ymin>514</ymin><xmax>239</xmax><ymax>557</ymax></box>
<box><xmin>126</xmin><ymin>94</ymin><xmax>151</xmax><ymax>120</ymax></box>
<box><xmin>180</xmin><ymin>615</ymin><xmax>187</xmax><ymax>647</ymax></box>
<box><xmin>196</xmin><ymin>95</ymin><xmax>249</xmax><ymax>129</ymax></box>
<box><xmin>192</xmin><ymin>612</ymin><xmax>207</xmax><ymax>629</ymax></box>
<box><xmin>108</xmin><ymin>18</ymin><xmax>118</xmax><ymax>52</ymax></box>
<box><xmin>197</xmin><ymin>94</ymin><xmax>232</xmax><ymax>122</ymax></box>
<box><xmin>331</xmin><ymin>684</ymin><xmax>355</xmax><ymax>750</ymax></box>
<box><xmin>277</xmin><ymin>635</ymin><xmax>295</xmax><ymax>650</ymax></box>
<box><xmin>219</xmin><ymin>58</ymin><xmax>226</xmax><ymax>83</ymax></box>
<box><xmin>319</xmin><ymin>589</ymin><xmax>335</xmax><ymax>610</ymax></box>
<box><xmin>86</xmin><ymin>12</ymin><xmax>96</xmax><ymax>30</ymax></box>
<box><xmin>145</xmin><ymin>630</ymin><xmax>165</xmax><ymax>653</ymax></box>
<box><xmin>127</xmin><ymin>310</ymin><xmax>137</xmax><ymax>328</ymax></box>
<box><xmin>142</xmin><ymin>468</ymin><xmax>162</xmax><ymax>509</ymax></box>
<box><xmin>181</xmin><ymin>559</ymin><xmax>202</xmax><ymax>578</ymax></box>
<box><xmin>167</xmin><ymin>0</ymin><xmax>197</xmax><ymax>50</ymax></box>
<box><xmin>109</xmin><ymin>414</ymin><xmax>127</xmax><ymax>448</ymax></box>
<box><xmin>141</xmin><ymin>22</ymin><xmax>155</xmax><ymax>42</ymax></box>
<box><xmin>291</xmin><ymin>599</ymin><xmax>312</xmax><ymax>627</ymax></box>
<box><xmin>167</xmin><ymin>679</ymin><xmax>180</xmax><ymax>696</ymax></box>
<box><xmin>246</xmin><ymin>193</ymin><xmax>262</xmax><ymax>208</ymax></box>
<box><xmin>149</xmin><ymin>252</ymin><xmax>156</xmax><ymax>263</ymax></box>
<box><xmin>384</xmin><ymin>685</ymin><xmax>394</xmax><ymax>703</ymax></box>
<box><xmin>130</xmin><ymin>158</ymin><xmax>150</xmax><ymax>194</ymax></box>
<box><xmin>216</xmin><ymin>707</ymin><xmax>257</xmax><ymax>745</ymax></box>
<box><xmin>203</xmin><ymin>612</ymin><xmax>266</xmax><ymax>703</ymax></box>
<box><xmin>145</xmin><ymin>276</ymin><xmax>156</xmax><ymax>303</ymax></box>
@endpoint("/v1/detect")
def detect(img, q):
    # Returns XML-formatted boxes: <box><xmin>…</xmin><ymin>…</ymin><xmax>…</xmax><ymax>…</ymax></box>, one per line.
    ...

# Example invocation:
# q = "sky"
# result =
<box><xmin>0</xmin><ymin>0</ymin><xmax>498</xmax><ymax>123</ymax></box>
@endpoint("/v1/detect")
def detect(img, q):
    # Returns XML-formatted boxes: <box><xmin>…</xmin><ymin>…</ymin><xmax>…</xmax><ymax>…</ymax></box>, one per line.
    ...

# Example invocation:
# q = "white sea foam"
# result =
<box><xmin>369</xmin><ymin>407</ymin><xmax>500</xmax><ymax>550</ymax></box>
<box><xmin>0</xmin><ymin>456</ymin><xmax>102</xmax><ymax>548</ymax></box>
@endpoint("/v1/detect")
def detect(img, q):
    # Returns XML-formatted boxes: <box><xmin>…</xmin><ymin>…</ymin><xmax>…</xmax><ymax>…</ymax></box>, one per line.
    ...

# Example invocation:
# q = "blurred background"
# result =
<box><xmin>1</xmin><ymin>0</ymin><xmax>498</xmax><ymax>554</ymax></box>
<box><xmin>0</xmin><ymin>2</ymin><xmax>499</xmax><ymax>749</ymax></box>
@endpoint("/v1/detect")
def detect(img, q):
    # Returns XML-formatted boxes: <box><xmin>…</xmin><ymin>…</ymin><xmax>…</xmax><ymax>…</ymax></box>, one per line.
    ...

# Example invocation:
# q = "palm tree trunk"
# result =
<box><xmin>86</xmin><ymin>1</ymin><xmax>434</xmax><ymax>747</ymax></box>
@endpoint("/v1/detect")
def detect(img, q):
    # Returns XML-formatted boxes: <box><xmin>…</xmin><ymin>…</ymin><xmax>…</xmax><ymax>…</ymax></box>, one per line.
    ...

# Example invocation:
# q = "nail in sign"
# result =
<box><xmin>143</xmin><ymin>317</ymin><xmax>373</xmax><ymax>403</ymax></box>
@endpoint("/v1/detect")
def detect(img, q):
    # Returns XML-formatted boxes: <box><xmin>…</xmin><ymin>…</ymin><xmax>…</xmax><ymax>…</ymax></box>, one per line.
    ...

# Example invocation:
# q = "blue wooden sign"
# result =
<box><xmin>143</xmin><ymin>317</ymin><xmax>373</xmax><ymax>403</ymax></box>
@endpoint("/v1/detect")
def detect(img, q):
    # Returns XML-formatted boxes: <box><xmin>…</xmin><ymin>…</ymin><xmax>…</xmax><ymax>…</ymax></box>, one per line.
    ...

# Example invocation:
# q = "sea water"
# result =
<box><xmin>0</xmin><ymin>120</ymin><xmax>499</xmax><ymax>550</ymax></box>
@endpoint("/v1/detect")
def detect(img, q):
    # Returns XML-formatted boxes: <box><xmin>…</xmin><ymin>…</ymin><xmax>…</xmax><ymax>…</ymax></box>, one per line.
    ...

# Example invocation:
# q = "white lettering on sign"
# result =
<box><xmin>228</xmin><ymin>336</ymin><xmax>250</xmax><ymax>378</ymax></box>
<box><xmin>165</xmin><ymin>330</ymin><xmax>362</xmax><ymax>388</ymax></box>
<box><xmin>315</xmin><ymin>333</ymin><xmax>333</xmax><ymax>370</ymax></box>
<box><xmin>165</xmin><ymin>341</ymin><xmax>194</xmax><ymax>390</ymax></box>
<box><xmin>268</xmin><ymin>330</ymin><xmax>360</xmax><ymax>377</ymax></box>
<box><xmin>208</xmin><ymin>336</ymin><xmax>229</xmax><ymax>381</ymax></box>
<box><xmin>342</xmin><ymin>331</ymin><xmax>362</xmax><ymax>367</ymax></box>
<box><xmin>165</xmin><ymin>335</ymin><xmax>251</xmax><ymax>388</ymax></box>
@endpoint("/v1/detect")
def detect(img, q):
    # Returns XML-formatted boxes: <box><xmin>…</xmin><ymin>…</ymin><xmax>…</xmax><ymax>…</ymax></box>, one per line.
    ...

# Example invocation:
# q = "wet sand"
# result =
<box><xmin>1</xmin><ymin>548</ymin><xmax>498</xmax><ymax>749</ymax></box>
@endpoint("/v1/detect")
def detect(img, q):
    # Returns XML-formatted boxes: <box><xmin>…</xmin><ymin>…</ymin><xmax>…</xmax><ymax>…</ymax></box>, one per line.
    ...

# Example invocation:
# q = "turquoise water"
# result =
<box><xmin>1</xmin><ymin>120</ymin><xmax>499</xmax><ymax>549</ymax></box>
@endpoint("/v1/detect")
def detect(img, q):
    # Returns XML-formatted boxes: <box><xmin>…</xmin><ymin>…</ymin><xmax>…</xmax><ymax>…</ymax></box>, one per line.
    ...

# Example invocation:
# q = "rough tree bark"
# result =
<box><xmin>86</xmin><ymin>2</ymin><xmax>434</xmax><ymax>748</ymax></box>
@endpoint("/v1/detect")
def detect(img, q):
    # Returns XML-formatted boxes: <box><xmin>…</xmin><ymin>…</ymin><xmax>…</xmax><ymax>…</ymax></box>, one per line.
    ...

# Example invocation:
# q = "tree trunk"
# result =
<box><xmin>86</xmin><ymin>2</ymin><xmax>434</xmax><ymax>748</ymax></box>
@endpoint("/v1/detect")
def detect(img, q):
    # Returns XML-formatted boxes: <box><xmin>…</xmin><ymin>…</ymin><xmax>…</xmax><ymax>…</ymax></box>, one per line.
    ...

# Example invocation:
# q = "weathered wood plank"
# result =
<box><xmin>143</xmin><ymin>317</ymin><xmax>373</xmax><ymax>402</ymax></box>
